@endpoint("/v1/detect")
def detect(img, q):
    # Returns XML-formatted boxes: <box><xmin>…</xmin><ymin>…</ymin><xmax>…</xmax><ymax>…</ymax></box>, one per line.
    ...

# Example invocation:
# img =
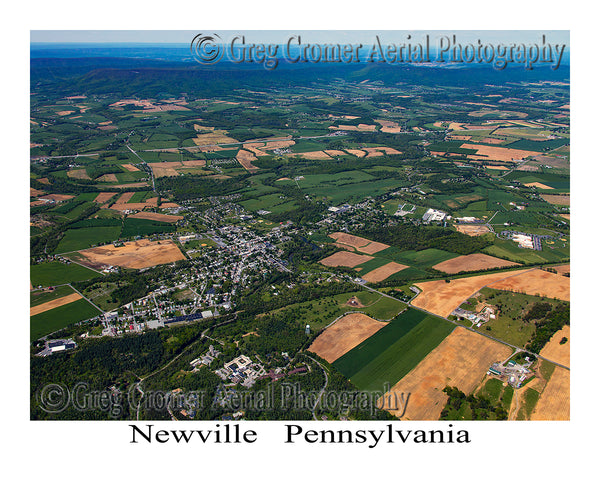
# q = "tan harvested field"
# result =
<box><xmin>559</xmin><ymin>214</ymin><xmax>570</xmax><ymax>220</ymax></box>
<box><xmin>276</xmin><ymin>177</ymin><xmax>291</xmax><ymax>181</ymax></box>
<box><xmin>263</xmin><ymin>140</ymin><xmax>296</xmax><ymax>150</ymax></box>
<box><xmin>181</xmin><ymin>159</ymin><xmax>207</xmax><ymax>167</ymax></box>
<box><xmin>105</xmin><ymin>182</ymin><xmax>149</xmax><ymax>189</ymax></box>
<box><xmin>461</xmin><ymin>143</ymin><xmax>538</xmax><ymax>162</ymax></box>
<box><xmin>192</xmin><ymin>131</ymin><xmax>238</xmax><ymax>146</ymax></box>
<box><xmin>244</xmin><ymin>145</ymin><xmax>269</xmax><ymax>157</ymax></box>
<box><xmin>524</xmin><ymin>182</ymin><xmax>554</xmax><ymax>189</ymax></box>
<box><xmin>128</xmin><ymin>212</ymin><xmax>183</xmax><ymax>223</ymax></box>
<box><xmin>331</xmin><ymin>124</ymin><xmax>377</xmax><ymax>132</ymax></box>
<box><xmin>290</xmin><ymin>151</ymin><xmax>332</xmax><ymax>160</ymax></box>
<box><xmin>361</xmin><ymin>262</ymin><xmax>409</xmax><ymax>283</ymax></box>
<box><xmin>153</xmin><ymin>167</ymin><xmax>180</xmax><ymax>177</ymax></box>
<box><xmin>489</xmin><ymin>268</ymin><xmax>570</xmax><ymax>301</ymax></box>
<box><xmin>97</xmin><ymin>173</ymin><xmax>118</xmax><ymax>183</ymax></box>
<box><xmin>30</xmin><ymin>187</ymin><xmax>45</xmax><ymax>197</ymax></box>
<box><xmin>380</xmin><ymin>328</ymin><xmax>512</xmax><ymax>420</ymax></box>
<box><xmin>67</xmin><ymin>169</ymin><xmax>91</xmax><ymax>180</ymax></box>
<box><xmin>115</xmin><ymin>192</ymin><xmax>135</xmax><ymax>204</ymax></box>
<box><xmin>40</xmin><ymin>194</ymin><xmax>74</xmax><ymax>202</ymax></box>
<box><xmin>78</xmin><ymin>239</ymin><xmax>185</xmax><ymax>269</ymax></box>
<box><xmin>433</xmin><ymin>253</ymin><xmax>519</xmax><ymax>274</ymax></box>
<box><xmin>159</xmin><ymin>202</ymin><xmax>180</xmax><ymax>209</ymax></box>
<box><xmin>541</xmin><ymin>194</ymin><xmax>570</xmax><ymax>206</ymax></box>
<box><xmin>324</xmin><ymin>150</ymin><xmax>347</xmax><ymax>156</ymax></box>
<box><xmin>121</xmin><ymin>163</ymin><xmax>140</xmax><ymax>172</ymax></box>
<box><xmin>540</xmin><ymin>325</ymin><xmax>570</xmax><ymax>367</ymax></box>
<box><xmin>56</xmin><ymin>110</ymin><xmax>75</xmax><ymax>116</ymax></box>
<box><xmin>30</xmin><ymin>292</ymin><xmax>82</xmax><ymax>316</ymax></box>
<box><xmin>94</xmin><ymin>192</ymin><xmax>116</xmax><ymax>204</ymax></box>
<box><xmin>531</xmin><ymin>367</ymin><xmax>570</xmax><ymax>420</ymax></box>
<box><xmin>485</xmin><ymin>165</ymin><xmax>509</xmax><ymax>170</ymax></box>
<box><xmin>319</xmin><ymin>251</ymin><xmax>373</xmax><ymax>268</ymax></box>
<box><xmin>307</xmin><ymin>313</ymin><xmax>386</xmax><ymax>363</ymax></box>
<box><xmin>549</xmin><ymin>264</ymin><xmax>570</xmax><ymax>275</ymax></box>
<box><xmin>455</xmin><ymin>224</ymin><xmax>491</xmax><ymax>236</ymax></box>
<box><xmin>37</xmin><ymin>178</ymin><xmax>50</xmax><ymax>184</ymax></box>
<box><xmin>345</xmin><ymin>149</ymin><xmax>367</xmax><ymax>157</ymax></box>
<box><xmin>449</xmin><ymin>135</ymin><xmax>472</xmax><ymax>141</ymax></box>
<box><xmin>145</xmin><ymin>197</ymin><xmax>158</xmax><ymax>206</ymax></box>
<box><xmin>329</xmin><ymin>232</ymin><xmax>389</xmax><ymax>254</ymax></box>
<box><xmin>236</xmin><ymin>149</ymin><xmax>259</xmax><ymax>171</ymax></box>
<box><xmin>412</xmin><ymin>270</ymin><xmax>530</xmax><ymax>317</ymax></box>
<box><xmin>30</xmin><ymin>200</ymin><xmax>46</xmax><ymax>207</ymax></box>
<box><xmin>364</xmin><ymin>147</ymin><xmax>402</xmax><ymax>155</ymax></box>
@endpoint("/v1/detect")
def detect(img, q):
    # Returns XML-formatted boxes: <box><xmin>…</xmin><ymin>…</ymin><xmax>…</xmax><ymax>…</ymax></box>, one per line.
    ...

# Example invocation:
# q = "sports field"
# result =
<box><xmin>332</xmin><ymin>308</ymin><xmax>454</xmax><ymax>391</ymax></box>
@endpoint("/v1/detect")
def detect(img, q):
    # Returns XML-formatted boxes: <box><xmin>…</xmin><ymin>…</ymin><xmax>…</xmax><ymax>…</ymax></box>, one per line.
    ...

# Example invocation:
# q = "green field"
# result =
<box><xmin>30</xmin><ymin>285</ymin><xmax>77</xmax><ymax>307</ymax></box>
<box><xmin>54</xmin><ymin>226</ymin><xmax>122</xmax><ymax>253</ymax></box>
<box><xmin>333</xmin><ymin>308</ymin><xmax>455</xmax><ymax>391</ymax></box>
<box><xmin>30</xmin><ymin>298</ymin><xmax>101</xmax><ymax>341</ymax></box>
<box><xmin>31</xmin><ymin>261</ymin><xmax>101</xmax><ymax>287</ymax></box>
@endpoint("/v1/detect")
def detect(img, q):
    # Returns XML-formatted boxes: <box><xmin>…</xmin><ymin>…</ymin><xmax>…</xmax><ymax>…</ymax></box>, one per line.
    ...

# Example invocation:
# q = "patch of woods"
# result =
<box><xmin>524</xmin><ymin>303</ymin><xmax>570</xmax><ymax>353</ymax></box>
<box><xmin>156</xmin><ymin>174</ymin><xmax>250</xmax><ymax>201</ymax></box>
<box><xmin>440</xmin><ymin>386</ymin><xmax>508</xmax><ymax>420</ymax></box>
<box><xmin>356</xmin><ymin>224</ymin><xmax>492</xmax><ymax>255</ymax></box>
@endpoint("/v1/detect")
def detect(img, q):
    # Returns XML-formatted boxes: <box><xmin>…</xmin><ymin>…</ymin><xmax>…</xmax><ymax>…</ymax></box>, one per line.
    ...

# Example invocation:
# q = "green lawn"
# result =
<box><xmin>30</xmin><ymin>298</ymin><xmax>102</xmax><ymax>341</ymax></box>
<box><xmin>31</xmin><ymin>261</ymin><xmax>101</xmax><ymax>287</ymax></box>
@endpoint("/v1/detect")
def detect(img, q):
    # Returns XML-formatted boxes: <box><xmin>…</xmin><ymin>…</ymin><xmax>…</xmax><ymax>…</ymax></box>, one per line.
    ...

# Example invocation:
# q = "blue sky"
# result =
<box><xmin>31</xmin><ymin>30</ymin><xmax>569</xmax><ymax>46</ymax></box>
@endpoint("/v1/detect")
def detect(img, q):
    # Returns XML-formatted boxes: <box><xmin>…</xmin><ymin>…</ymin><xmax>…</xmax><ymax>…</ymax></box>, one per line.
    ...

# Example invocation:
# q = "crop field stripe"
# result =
<box><xmin>30</xmin><ymin>298</ymin><xmax>101</xmax><ymax>341</ymax></box>
<box><xmin>333</xmin><ymin>307</ymin><xmax>429</xmax><ymax>377</ymax></box>
<box><xmin>348</xmin><ymin>316</ymin><xmax>455</xmax><ymax>391</ymax></box>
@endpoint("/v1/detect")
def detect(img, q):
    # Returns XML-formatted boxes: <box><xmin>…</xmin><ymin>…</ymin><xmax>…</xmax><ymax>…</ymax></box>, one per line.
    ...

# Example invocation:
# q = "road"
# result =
<box><xmin>303</xmin><ymin>354</ymin><xmax>329</xmax><ymax>420</ymax></box>
<box><xmin>354</xmin><ymin>277</ymin><xmax>570</xmax><ymax>371</ymax></box>
<box><xmin>126</xmin><ymin>144</ymin><xmax>156</xmax><ymax>192</ymax></box>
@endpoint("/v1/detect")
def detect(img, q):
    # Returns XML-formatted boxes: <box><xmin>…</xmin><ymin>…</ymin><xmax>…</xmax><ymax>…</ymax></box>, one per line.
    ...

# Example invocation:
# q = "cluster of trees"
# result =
<box><xmin>439</xmin><ymin>386</ymin><xmax>508</xmax><ymax>420</ymax></box>
<box><xmin>526</xmin><ymin>303</ymin><xmax>570</xmax><ymax>353</ymax></box>
<box><xmin>356</xmin><ymin>224</ymin><xmax>492</xmax><ymax>255</ymax></box>
<box><xmin>156</xmin><ymin>174</ymin><xmax>250</xmax><ymax>201</ymax></box>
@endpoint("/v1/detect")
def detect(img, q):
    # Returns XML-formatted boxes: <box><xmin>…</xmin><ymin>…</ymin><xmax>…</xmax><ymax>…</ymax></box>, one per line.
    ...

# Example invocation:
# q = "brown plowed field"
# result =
<box><xmin>488</xmin><ymin>268</ymin><xmax>569</xmax><ymax>301</ymax></box>
<box><xmin>30</xmin><ymin>292</ymin><xmax>82</xmax><ymax>316</ymax></box>
<box><xmin>40</xmin><ymin>194</ymin><xmax>74</xmax><ymax>202</ymax></box>
<box><xmin>541</xmin><ymin>194</ymin><xmax>570</xmax><ymax>206</ymax></box>
<box><xmin>539</xmin><ymin>325</ymin><xmax>570</xmax><ymax>367</ymax></box>
<box><xmin>121</xmin><ymin>164</ymin><xmax>140</xmax><ymax>171</ymax></box>
<box><xmin>361</xmin><ymin>262</ymin><xmax>409</xmax><ymax>283</ymax></box>
<box><xmin>412</xmin><ymin>270</ymin><xmax>531</xmax><ymax>317</ymax></box>
<box><xmin>128</xmin><ymin>212</ymin><xmax>183</xmax><ymax>223</ymax></box>
<box><xmin>319</xmin><ymin>251</ymin><xmax>373</xmax><ymax>268</ymax></box>
<box><xmin>432</xmin><ymin>253</ymin><xmax>519</xmax><ymax>274</ymax></box>
<box><xmin>94</xmin><ymin>192</ymin><xmax>116</xmax><ymax>203</ymax></box>
<box><xmin>328</xmin><ymin>232</ymin><xmax>389</xmax><ymax>254</ymax></box>
<box><xmin>77</xmin><ymin>239</ymin><xmax>185</xmax><ymax>269</ymax></box>
<box><xmin>236</xmin><ymin>149</ymin><xmax>259</xmax><ymax>171</ymax></box>
<box><xmin>524</xmin><ymin>182</ymin><xmax>553</xmax><ymax>189</ymax></box>
<box><xmin>460</xmin><ymin>143</ymin><xmax>538</xmax><ymax>161</ymax></box>
<box><xmin>531</xmin><ymin>367</ymin><xmax>570</xmax><ymax>420</ymax></box>
<box><xmin>549</xmin><ymin>264</ymin><xmax>570</xmax><ymax>275</ymax></box>
<box><xmin>115</xmin><ymin>192</ymin><xmax>135</xmax><ymax>203</ymax></box>
<box><xmin>345</xmin><ymin>149</ymin><xmax>366</xmax><ymax>157</ymax></box>
<box><xmin>307</xmin><ymin>313</ymin><xmax>386</xmax><ymax>363</ymax></box>
<box><xmin>455</xmin><ymin>224</ymin><xmax>491</xmax><ymax>236</ymax></box>
<box><xmin>379</xmin><ymin>328</ymin><xmax>512</xmax><ymax>420</ymax></box>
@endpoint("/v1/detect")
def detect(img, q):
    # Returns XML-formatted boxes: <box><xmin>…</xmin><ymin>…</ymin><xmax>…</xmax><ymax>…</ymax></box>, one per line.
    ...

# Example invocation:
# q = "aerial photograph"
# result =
<box><xmin>29</xmin><ymin>30</ymin><xmax>570</xmax><ymax>422</ymax></box>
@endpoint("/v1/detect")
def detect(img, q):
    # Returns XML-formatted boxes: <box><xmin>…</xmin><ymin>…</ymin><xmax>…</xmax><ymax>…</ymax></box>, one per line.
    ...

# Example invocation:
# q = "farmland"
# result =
<box><xmin>307</xmin><ymin>313</ymin><xmax>386</xmax><ymax>363</ymax></box>
<box><xmin>380</xmin><ymin>328</ymin><xmax>512</xmax><ymax>420</ymax></box>
<box><xmin>332</xmin><ymin>308</ymin><xmax>454</xmax><ymax>391</ymax></box>
<box><xmin>30</xmin><ymin>261</ymin><xmax>101</xmax><ymax>287</ymax></box>
<box><xmin>28</xmin><ymin>42</ymin><xmax>571</xmax><ymax>424</ymax></box>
